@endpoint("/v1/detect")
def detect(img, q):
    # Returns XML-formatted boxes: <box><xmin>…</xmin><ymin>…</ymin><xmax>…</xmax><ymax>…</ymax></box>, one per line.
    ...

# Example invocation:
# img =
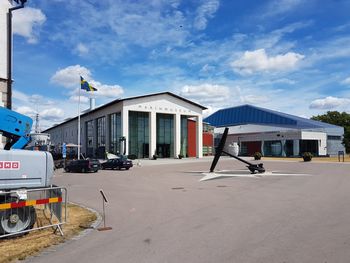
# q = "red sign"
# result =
<box><xmin>0</xmin><ymin>161</ymin><xmax>20</xmax><ymax>170</ymax></box>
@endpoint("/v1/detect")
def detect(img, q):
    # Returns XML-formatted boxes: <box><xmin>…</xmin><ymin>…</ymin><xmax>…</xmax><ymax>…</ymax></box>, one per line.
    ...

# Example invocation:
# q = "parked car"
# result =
<box><xmin>101</xmin><ymin>156</ymin><xmax>133</xmax><ymax>170</ymax></box>
<box><xmin>64</xmin><ymin>159</ymin><xmax>100</xmax><ymax>173</ymax></box>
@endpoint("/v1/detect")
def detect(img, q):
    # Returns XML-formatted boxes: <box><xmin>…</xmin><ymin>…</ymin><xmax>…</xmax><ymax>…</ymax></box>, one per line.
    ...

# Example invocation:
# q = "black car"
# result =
<box><xmin>101</xmin><ymin>157</ymin><xmax>133</xmax><ymax>170</ymax></box>
<box><xmin>64</xmin><ymin>159</ymin><xmax>100</xmax><ymax>173</ymax></box>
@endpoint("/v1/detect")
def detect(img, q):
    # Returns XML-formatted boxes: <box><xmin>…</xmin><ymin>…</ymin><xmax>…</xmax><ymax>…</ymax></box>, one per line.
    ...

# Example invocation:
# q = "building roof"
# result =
<box><xmin>44</xmin><ymin>92</ymin><xmax>207</xmax><ymax>132</ymax></box>
<box><xmin>203</xmin><ymin>104</ymin><xmax>341</xmax><ymax>130</ymax></box>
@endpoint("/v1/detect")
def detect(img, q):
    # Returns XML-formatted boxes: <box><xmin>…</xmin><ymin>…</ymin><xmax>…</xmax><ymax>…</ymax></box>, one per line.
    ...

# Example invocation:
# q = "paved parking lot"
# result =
<box><xmin>26</xmin><ymin>158</ymin><xmax>350</xmax><ymax>263</ymax></box>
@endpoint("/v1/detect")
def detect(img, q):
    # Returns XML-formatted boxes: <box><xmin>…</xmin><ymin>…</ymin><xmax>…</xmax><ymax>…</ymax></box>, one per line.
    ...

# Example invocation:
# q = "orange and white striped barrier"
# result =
<box><xmin>0</xmin><ymin>197</ymin><xmax>62</xmax><ymax>210</ymax></box>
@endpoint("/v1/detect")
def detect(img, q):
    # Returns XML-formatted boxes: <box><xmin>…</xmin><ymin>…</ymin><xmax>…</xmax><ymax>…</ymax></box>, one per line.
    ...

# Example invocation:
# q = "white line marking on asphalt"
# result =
<box><xmin>200</xmin><ymin>170</ymin><xmax>311</xmax><ymax>181</ymax></box>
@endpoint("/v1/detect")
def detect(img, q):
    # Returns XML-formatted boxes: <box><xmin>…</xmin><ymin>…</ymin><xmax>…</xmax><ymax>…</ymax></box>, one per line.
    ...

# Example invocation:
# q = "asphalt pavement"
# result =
<box><xmin>25</xmin><ymin>157</ymin><xmax>350</xmax><ymax>263</ymax></box>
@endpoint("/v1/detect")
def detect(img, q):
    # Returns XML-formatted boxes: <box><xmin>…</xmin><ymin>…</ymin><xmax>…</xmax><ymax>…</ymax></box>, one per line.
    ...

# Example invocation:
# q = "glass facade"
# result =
<box><xmin>96</xmin><ymin>117</ymin><xmax>106</xmax><ymax>158</ymax></box>
<box><xmin>156</xmin><ymin>113</ymin><xmax>174</xmax><ymax>158</ymax></box>
<box><xmin>129</xmin><ymin>111</ymin><xmax>149</xmax><ymax>158</ymax></box>
<box><xmin>86</xmin><ymin>120</ymin><xmax>94</xmax><ymax>157</ymax></box>
<box><xmin>180</xmin><ymin>116</ymin><xmax>188</xmax><ymax>157</ymax></box>
<box><xmin>263</xmin><ymin>140</ymin><xmax>282</xmax><ymax>156</ymax></box>
<box><xmin>109</xmin><ymin>113</ymin><xmax>122</xmax><ymax>154</ymax></box>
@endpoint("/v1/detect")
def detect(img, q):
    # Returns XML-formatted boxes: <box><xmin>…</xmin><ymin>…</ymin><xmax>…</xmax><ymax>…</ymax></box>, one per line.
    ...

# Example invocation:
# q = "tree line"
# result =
<box><xmin>311</xmin><ymin>111</ymin><xmax>350</xmax><ymax>153</ymax></box>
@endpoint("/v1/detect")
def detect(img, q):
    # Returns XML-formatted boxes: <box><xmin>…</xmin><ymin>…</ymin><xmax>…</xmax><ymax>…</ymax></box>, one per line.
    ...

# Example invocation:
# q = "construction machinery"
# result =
<box><xmin>0</xmin><ymin>106</ymin><xmax>54</xmax><ymax>235</ymax></box>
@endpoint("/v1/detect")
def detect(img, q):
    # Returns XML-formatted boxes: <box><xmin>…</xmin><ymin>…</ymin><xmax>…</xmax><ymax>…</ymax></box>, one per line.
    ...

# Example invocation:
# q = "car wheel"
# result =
<box><xmin>81</xmin><ymin>168</ymin><xmax>86</xmax><ymax>173</ymax></box>
<box><xmin>65</xmin><ymin>167</ymin><xmax>70</xmax><ymax>172</ymax></box>
<box><xmin>126</xmin><ymin>167</ymin><xmax>130</xmax><ymax>170</ymax></box>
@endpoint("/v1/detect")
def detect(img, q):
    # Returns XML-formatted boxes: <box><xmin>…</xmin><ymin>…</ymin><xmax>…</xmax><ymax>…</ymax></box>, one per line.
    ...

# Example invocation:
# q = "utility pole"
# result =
<box><xmin>6</xmin><ymin>0</ymin><xmax>27</xmax><ymax>109</ymax></box>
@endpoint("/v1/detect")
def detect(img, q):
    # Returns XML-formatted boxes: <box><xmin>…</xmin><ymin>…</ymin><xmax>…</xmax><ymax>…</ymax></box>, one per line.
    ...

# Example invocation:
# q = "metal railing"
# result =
<box><xmin>0</xmin><ymin>186</ymin><xmax>67</xmax><ymax>238</ymax></box>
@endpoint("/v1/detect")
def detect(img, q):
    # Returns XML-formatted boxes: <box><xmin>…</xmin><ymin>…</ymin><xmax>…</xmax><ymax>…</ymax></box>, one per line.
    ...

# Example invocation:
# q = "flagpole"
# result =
<box><xmin>78</xmin><ymin>78</ymin><xmax>81</xmax><ymax>160</ymax></box>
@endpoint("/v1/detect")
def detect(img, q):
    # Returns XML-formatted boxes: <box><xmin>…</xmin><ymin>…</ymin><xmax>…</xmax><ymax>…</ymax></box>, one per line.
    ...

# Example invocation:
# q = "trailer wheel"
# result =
<box><xmin>0</xmin><ymin>205</ymin><xmax>36</xmax><ymax>236</ymax></box>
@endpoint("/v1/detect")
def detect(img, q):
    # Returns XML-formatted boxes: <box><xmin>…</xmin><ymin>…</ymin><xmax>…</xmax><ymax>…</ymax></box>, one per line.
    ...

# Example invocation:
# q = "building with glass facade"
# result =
<box><xmin>45</xmin><ymin>92</ymin><xmax>207</xmax><ymax>159</ymax></box>
<box><xmin>204</xmin><ymin>104</ymin><xmax>345</xmax><ymax>157</ymax></box>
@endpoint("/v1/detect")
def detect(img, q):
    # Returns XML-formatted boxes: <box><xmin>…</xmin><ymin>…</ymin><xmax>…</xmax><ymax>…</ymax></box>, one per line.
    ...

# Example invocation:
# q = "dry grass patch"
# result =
<box><xmin>0</xmin><ymin>204</ymin><xmax>97</xmax><ymax>263</ymax></box>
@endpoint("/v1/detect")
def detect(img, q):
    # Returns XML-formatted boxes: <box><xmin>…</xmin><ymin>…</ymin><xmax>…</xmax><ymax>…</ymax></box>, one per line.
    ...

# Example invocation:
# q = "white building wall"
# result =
<box><xmin>122</xmin><ymin>94</ymin><xmax>203</xmax><ymax>158</ymax></box>
<box><xmin>301</xmin><ymin>131</ymin><xmax>327</xmax><ymax>156</ymax></box>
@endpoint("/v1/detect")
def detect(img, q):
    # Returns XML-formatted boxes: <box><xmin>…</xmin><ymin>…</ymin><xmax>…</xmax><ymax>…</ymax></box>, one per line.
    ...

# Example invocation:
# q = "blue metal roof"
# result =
<box><xmin>204</xmin><ymin>105</ymin><xmax>341</xmax><ymax>129</ymax></box>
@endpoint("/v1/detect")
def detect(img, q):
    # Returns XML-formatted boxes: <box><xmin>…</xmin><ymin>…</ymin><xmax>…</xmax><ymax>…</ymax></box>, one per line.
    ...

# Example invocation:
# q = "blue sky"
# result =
<box><xmin>10</xmin><ymin>0</ymin><xmax>350</xmax><ymax>129</ymax></box>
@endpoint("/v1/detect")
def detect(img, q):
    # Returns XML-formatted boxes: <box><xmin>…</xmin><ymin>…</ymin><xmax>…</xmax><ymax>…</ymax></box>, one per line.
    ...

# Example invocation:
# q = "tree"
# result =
<box><xmin>311</xmin><ymin>111</ymin><xmax>350</xmax><ymax>153</ymax></box>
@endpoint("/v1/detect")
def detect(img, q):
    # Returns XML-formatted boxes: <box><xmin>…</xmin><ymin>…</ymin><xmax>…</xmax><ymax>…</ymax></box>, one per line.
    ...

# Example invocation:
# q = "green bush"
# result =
<box><xmin>254</xmin><ymin>152</ymin><xmax>262</xmax><ymax>160</ymax></box>
<box><xmin>302</xmin><ymin>152</ymin><xmax>313</xmax><ymax>162</ymax></box>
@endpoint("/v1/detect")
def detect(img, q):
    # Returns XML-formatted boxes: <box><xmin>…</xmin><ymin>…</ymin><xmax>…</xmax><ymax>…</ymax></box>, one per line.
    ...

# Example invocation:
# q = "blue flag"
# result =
<box><xmin>80</xmin><ymin>76</ymin><xmax>97</xmax><ymax>92</ymax></box>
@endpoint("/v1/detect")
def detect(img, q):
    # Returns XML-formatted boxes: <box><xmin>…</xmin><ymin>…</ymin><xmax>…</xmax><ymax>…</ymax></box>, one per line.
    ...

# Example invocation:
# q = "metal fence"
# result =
<box><xmin>0</xmin><ymin>186</ymin><xmax>67</xmax><ymax>238</ymax></box>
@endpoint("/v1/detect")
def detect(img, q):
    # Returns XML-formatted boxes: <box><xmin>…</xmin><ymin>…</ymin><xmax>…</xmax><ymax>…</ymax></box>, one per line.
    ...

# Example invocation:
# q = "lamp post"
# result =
<box><xmin>7</xmin><ymin>0</ymin><xmax>27</xmax><ymax>109</ymax></box>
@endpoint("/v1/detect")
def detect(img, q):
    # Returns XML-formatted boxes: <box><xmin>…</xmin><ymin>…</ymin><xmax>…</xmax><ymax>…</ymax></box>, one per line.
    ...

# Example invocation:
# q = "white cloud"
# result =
<box><xmin>50</xmin><ymin>65</ymin><xmax>124</xmax><ymax>98</ymax></box>
<box><xmin>15</xmin><ymin>106</ymin><xmax>36</xmax><ymax>117</ymax></box>
<box><xmin>231</xmin><ymin>49</ymin><xmax>304</xmax><ymax>75</ymax></box>
<box><xmin>260</xmin><ymin>0</ymin><xmax>304</xmax><ymax>18</ymax></box>
<box><xmin>51</xmin><ymin>65</ymin><xmax>92</xmax><ymax>88</ymax></box>
<box><xmin>90</xmin><ymin>81</ymin><xmax>124</xmax><ymax>98</ymax></box>
<box><xmin>309</xmin><ymin>96</ymin><xmax>350</xmax><ymax>109</ymax></box>
<box><xmin>180</xmin><ymin>83</ymin><xmax>230</xmax><ymax>105</ymax></box>
<box><xmin>69</xmin><ymin>95</ymin><xmax>89</xmax><ymax>103</ymax></box>
<box><xmin>13</xmin><ymin>7</ymin><xmax>46</xmax><ymax>44</ymax></box>
<box><xmin>341</xmin><ymin>77</ymin><xmax>350</xmax><ymax>85</ymax></box>
<box><xmin>75</xmin><ymin>43</ymin><xmax>89</xmax><ymax>56</ymax></box>
<box><xmin>41</xmin><ymin>108</ymin><xmax>64</xmax><ymax>121</ymax></box>
<box><xmin>194</xmin><ymin>0</ymin><xmax>220</xmax><ymax>30</ymax></box>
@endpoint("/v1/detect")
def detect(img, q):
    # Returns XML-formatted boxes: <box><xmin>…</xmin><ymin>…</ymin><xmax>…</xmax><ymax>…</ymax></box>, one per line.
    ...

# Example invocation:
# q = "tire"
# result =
<box><xmin>81</xmin><ymin>168</ymin><xmax>86</xmax><ymax>173</ymax></box>
<box><xmin>64</xmin><ymin>167</ymin><xmax>70</xmax><ymax>172</ymax></box>
<box><xmin>125</xmin><ymin>167</ymin><xmax>130</xmax><ymax>170</ymax></box>
<box><xmin>0</xmin><ymin>205</ymin><xmax>36</xmax><ymax>236</ymax></box>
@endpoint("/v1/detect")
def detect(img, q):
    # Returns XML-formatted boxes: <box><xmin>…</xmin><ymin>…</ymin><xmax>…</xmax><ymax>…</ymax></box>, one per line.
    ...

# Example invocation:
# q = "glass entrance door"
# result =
<box><xmin>156</xmin><ymin>113</ymin><xmax>174</xmax><ymax>158</ymax></box>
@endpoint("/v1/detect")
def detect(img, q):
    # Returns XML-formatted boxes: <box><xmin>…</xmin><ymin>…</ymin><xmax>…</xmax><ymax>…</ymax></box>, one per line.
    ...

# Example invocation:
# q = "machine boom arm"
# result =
<box><xmin>0</xmin><ymin>106</ymin><xmax>33</xmax><ymax>149</ymax></box>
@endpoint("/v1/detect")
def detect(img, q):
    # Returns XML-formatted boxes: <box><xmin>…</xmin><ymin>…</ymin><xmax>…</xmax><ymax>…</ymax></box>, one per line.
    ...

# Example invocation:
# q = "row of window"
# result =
<box><xmin>83</xmin><ymin>111</ymin><xmax>190</xmax><ymax>158</ymax></box>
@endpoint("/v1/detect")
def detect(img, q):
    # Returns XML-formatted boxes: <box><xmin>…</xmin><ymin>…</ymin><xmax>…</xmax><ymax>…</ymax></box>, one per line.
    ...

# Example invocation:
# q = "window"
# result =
<box><xmin>129</xmin><ymin>111</ymin><xmax>149</xmax><ymax>158</ymax></box>
<box><xmin>86</xmin><ymin>120</ymin><xmax>94</xmax><ymax>157</ymax></box>
<box><xmin>109</xmin><ymin>113</ymin><xmax>121</xmax><ymax>154</ymax></box>
<box><xmin>263</xmin><ymin>140</ymin><xmax>282</xmax><ymax>156</ymax></box>
<box><xmin>97</xmin><ymin>117</ymin><xmax>106</xmax><ymax>147</ymax></box>
<box><xmin>156</xmin><ymin>113</ymin><xmax>174</xmax><ymax>158</ymax></box>
<box><xmin>96</xmin><ymin>117</ymin><xmax>106</xmax><ymax>158</ymax></box>
<box><xmin>327</xmin><ymin>135</ymin><xmax>342</xmax><ymax>140</ymax></box>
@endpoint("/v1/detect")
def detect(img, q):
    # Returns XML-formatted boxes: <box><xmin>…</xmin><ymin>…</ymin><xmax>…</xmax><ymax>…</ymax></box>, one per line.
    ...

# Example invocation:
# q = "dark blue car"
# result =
<box><xmin>101</xmin><ymin>157</ymin><xmax>133</xmax><ymax>170</ymax></box>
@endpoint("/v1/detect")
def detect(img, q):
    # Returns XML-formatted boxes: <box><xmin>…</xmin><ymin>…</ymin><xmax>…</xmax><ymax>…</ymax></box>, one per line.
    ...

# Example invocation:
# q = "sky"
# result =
<box><xmin>9</xmin><ymin>0</ymin><xmax>350</xmax><ymax>130</ymax></box>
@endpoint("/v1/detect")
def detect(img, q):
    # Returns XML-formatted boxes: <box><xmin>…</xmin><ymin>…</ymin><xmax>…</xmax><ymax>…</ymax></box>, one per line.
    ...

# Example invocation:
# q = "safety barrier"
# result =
<box><xmin>0</xmin><ymin>186</ymin><xmax>67</xmax><ymax>238</ymax></box>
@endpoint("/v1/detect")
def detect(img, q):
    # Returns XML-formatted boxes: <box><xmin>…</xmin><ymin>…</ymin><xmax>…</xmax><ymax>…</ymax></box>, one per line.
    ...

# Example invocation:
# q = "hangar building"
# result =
<box><xmin>204</xmin><ymin>104</ymin><xmax>345</xmax><ymax>157</ymax></box>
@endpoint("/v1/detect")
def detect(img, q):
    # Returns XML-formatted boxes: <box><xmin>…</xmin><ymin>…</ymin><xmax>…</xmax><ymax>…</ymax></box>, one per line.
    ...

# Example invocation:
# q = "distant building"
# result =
<box><xmin>44</xmin><ymin>92</ymin><xmax>211</xmax><ymax>159</ymax></box>
<box><xmin>204</xmin><ymin>104</ymin><xmax>345</xmax><ymax>157</ymax></box>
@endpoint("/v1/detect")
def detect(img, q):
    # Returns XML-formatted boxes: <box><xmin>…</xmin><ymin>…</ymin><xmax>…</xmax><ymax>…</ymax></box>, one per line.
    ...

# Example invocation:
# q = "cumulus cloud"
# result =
<box><xmin>194</xmin><ymin>0</ymin><xmax>220</xmax><ymax>30</ymax></box>
<box><xmin>13</xmin><ymin>7</ymin><xmax>46</xmax><ymax>44</ymax></box>
<box><xmin>309</xmin><ymin>96</ymin><xmax>350</xmax><ymax>109</ymax></box>
<box><xmin>51</xmin><ymin>65</ymin><xmax>92</xmax><ymax>88</ymax></box>
<box><xmin>51</xmin><ymin>65</ymin><xmax>124</xmax><ymax>99</ymax></box>
<box><xmin>180</xmin><ymin>83</ymin><xmax>230</xmax><ymax>105</ymax></box>
<box><xmin>231</xmin><ymin>49</ymin><xmax>304</xmax><ymax>75</ymax></box>
<box><xmin>15</xmin><ymin>106</ymin><xmax>36</xmax><ymax>117</ymax></box>
<box><xmin>41</xmin><ymin>108</ymin><xmax>65</xmax><ymax>121</ymax></box>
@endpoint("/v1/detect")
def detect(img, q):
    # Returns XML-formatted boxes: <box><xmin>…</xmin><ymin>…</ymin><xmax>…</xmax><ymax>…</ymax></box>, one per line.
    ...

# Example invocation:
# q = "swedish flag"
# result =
<box><xmin>80</xmin><ymin>76</ymin><xmax>97</xmax><ymax>92</ymax></box>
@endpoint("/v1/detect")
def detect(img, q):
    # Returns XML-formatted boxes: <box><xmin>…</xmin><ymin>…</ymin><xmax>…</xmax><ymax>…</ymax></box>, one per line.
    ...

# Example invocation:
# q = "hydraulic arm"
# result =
<box><xmin>0</xmin><ymin>106</ymin><xmax>32</xmax><ymax>149</ymax></box>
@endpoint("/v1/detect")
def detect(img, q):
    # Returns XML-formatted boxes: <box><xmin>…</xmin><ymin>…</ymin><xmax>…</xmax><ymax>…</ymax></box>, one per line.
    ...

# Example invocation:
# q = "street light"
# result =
<box><xmin>7</xmin><ymin>0</ymin><xmax>27</xmax><ymax>109</ymax></box>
